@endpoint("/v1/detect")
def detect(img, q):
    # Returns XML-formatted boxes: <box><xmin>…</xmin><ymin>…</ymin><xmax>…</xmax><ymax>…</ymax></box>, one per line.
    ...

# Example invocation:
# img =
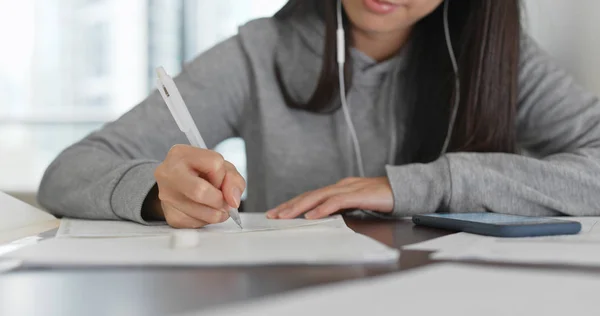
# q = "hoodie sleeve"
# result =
<box><xmin>37</xmin><ymin>35</ymin><xmax>250</xmax><ymax>224</ymax></box>
<box><xmin>385</xmin><ymin>36</ymin><xmax>600</xmax><ymax>217</ymax></box>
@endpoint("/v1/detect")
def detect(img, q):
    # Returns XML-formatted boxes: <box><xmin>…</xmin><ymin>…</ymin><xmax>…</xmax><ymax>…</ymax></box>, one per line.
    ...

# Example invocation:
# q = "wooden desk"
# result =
<box><xmin>0</xmin><ymin>218</ymin><xmax>449</xmax><ymax>316</ymax></box>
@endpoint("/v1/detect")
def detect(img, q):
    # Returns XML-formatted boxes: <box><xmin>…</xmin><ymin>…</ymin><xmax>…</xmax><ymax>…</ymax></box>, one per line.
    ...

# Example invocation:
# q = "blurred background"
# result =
<box><xmin>0</xmin><ymin>0</ymin><xmax>288</xmax><ymax>205</ymax></box>
<box><xmin>1</xmin><ymin>0</ymin><xmax>599</xmax><ymax>206</ymax></box>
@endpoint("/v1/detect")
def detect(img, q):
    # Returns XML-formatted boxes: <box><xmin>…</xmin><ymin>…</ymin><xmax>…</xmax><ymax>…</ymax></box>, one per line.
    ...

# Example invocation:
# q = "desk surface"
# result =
<box><xmin>0</xmin><ymin>218</ymin><xmax>449</xmax><ymax>316</ymax></box>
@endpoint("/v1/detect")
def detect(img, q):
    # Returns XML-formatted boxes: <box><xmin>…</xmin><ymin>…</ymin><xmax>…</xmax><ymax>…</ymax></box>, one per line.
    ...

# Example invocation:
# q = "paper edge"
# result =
<box><xmin>0</xmin><ymin>219</ymin><xmax>60</xmax><ymax>244</ymax></box>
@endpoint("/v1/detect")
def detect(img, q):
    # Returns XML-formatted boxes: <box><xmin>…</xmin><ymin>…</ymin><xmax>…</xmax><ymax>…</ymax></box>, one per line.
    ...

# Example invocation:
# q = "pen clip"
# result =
<box><xmin>156</xmin><ymin>78</ymin><xmax>184</xmax><ymax>131</ymax></box>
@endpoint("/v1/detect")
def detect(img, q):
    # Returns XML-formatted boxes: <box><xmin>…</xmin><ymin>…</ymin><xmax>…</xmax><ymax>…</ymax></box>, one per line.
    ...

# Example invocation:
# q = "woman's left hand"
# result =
<box><xmin>266</xmin><ymin>177</ymin><xmax>394</xmax><ymax>220</ymax></box>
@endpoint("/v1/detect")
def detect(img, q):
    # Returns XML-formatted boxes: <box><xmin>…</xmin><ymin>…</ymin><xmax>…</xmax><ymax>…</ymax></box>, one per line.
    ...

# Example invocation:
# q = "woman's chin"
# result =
<box><xmin>352</xmin><ymin>18</ymin><xmax>412</xmax><ymax>36</ymax></box>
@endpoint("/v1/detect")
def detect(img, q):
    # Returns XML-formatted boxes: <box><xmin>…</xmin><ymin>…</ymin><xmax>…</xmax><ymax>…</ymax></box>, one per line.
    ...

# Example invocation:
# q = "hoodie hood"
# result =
<box><xmin>274</xmin><ymin>2</ymin><xmax>326</xmax><ymax>104</ymax></box>
<box><xmin>273</xmin><ymin>1</ymin><xmax>411</xmax><ymax>105</ymax></box>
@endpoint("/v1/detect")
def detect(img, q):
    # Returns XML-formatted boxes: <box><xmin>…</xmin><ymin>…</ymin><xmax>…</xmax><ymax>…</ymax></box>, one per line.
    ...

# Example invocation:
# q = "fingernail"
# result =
<box><xmin>232</xmin><ymin>187</ymin><xmax>242</xmax><ymax>208</ymax></box>
<box><xmin>305</xmin><ymin>211</ymin><xmax>317</xmax><ymax>219</ymax></box>
<box><xmin>265</xmin><ymin>210</ymin><xmax>276</xmax><ymax>219</ymax></box>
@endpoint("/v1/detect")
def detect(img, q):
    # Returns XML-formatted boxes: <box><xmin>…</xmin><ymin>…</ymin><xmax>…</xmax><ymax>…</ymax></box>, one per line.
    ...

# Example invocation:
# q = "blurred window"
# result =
<box><xmin>0</xmin><ymin>0</ymin><xmax>286</xmax><ymax>193</ymax></box>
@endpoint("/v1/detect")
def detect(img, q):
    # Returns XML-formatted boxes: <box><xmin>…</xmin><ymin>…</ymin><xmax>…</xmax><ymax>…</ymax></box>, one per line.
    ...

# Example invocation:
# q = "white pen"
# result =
<box><xmin>155</xmin><ymin>66</ymin><xmax>243</xmax><ymax>229</ymax></box>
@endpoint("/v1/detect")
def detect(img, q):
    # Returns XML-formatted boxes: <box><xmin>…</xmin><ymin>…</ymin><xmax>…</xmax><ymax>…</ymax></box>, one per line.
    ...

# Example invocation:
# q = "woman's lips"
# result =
<box><xmin>363</xmin><ymin>0</ymin><xmax>405</xmax><ymax>15</ymax></box>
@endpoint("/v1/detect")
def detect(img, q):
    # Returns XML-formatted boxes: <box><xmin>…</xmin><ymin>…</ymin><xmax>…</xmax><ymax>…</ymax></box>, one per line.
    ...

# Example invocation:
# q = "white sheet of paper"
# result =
<box><xmin>403</xmin><ymin>217</ymin><xmax>600</xmax><ymax>266</ymax></box>
<box><xmin>0</xmin><ymin>191</ymin><xmax>56</xmax><ymax>231</ymax></box>
<box><xmin>0</xmin><ymin>259</ymin><xmax>22</xmax><ymax>274</ymax></box>
<box><xmin>0</xmin><ymin>191</ymin><xmax>58</xmax><ymax>244</ymax></box>
<box><xmin>431</xmin><ymin>217</ymin><xmax>600</xmax><ymax>265</ymax></box>
<box><xmin>6</xmin><ymin>228</ymin><xmax>399</xmax><ymax>266</ymax></box>
<box><xmin>56</xmin><ymin>213</ymin><xmax>345</xmax><ymax>238</ymax></box>
<box><xmin>432</xmin><ymin>240</ymin><xmax>600</xmax><ymax>266</ymax></box>
<box><xmin>404</xmin><ymin>217</ymin><xmax>600</xmax><ymax>252</ymax></box>
<box><xmin>182</xmin><ymin>263</ymin><xmax>599</xmax><ymax>316</ymax></box>
<box><xmin>402</xmin><ymin>230</ymin><xmax>490</xmax><ymax>252</ymax></box>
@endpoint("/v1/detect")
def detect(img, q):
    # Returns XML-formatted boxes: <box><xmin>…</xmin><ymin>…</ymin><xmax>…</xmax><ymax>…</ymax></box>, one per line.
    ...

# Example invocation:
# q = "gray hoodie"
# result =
<box><xmin>38</xmin><ymin>9</ymin><xmax>600</xmax><ymax>224</ymax></box>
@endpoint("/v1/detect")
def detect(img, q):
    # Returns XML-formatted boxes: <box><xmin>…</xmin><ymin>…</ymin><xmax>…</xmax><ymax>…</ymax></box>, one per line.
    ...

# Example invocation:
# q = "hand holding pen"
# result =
<box><xmin>148</xmin><ymin>67</ymin><xmax>245</xmax><ymax>229</ymax></box>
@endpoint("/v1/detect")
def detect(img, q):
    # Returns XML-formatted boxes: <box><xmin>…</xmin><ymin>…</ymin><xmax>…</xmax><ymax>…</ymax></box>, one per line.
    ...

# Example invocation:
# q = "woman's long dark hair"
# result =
<box><xmin>275</xmin><ymin>0</ymin><xmax>521</xmax><ymax>163</ymax></box>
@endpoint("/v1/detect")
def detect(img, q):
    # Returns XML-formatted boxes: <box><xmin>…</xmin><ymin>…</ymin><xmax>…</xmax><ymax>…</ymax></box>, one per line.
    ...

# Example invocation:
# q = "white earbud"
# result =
<box><xmin>441</xmin><ymin>0</ymin><xmax>460</xmax><ymax>155</ymax></box>
<box><xmin>336</xmin><ymin>0</ymin><xmax>346</xmax><ymax>64</ymax></box>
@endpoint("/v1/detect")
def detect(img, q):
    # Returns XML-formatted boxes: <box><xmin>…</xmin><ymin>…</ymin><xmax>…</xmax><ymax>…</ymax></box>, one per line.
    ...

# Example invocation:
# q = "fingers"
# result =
<box><xmin>304</xmin><ymin>193</ymin><xmax>359</xmax><ymax>219</ymax></box>
<box><xmin>162</xmin><ymin>167</ymin><xmax>225</xmax><ymax>210</ymax></box>
<box><xmin>269</xmin><ymin>184</ymin><xmax>355</xmax><ymax>219</ymax></box>
<box><xmin>168</xmin><ymin>191</ymin><xmax>229</xmax><ymax>223</ymax></box>
<box><xmin>266</xmin><ymin>192</ymin><xmax>307</xmax><ymax>219</ymax></box>
<box><xmin>267</xmin><ymin>178</ymin><xmax>360</xmax><ymax>218</ymax></box>
<box><xmin>336</xmin><ymin>177</ymin><xmax>362</xmax><ymax>186</ymax></box>
<box><xmin>161</xmin><ymin>190</ymin><xmax>229</xmax><ymax>227</ymax></box>
<box><xmin>266</xmin><ymin>177</ymin><xmax>395</xmax><ymax>221</ymax></box>
<box><xmin>170</xmin><ymin>145</ymin><xmax>228</xmax><ymax>188</ymax></box>
<box><xmin>171</xmin><ymin>145</ymin><xmax>245</xmax><ymax>209</ymax></box>
<box><xmin>156</xmin><ymin>145</ymin><xmax>247</xmax><ymax>229</ymax></box>
<box><xmin>221</xmin><ymin>162</ymin><xmax>246</xmax><ymax>209</ymax></box>
<box><xmin>163</xmin><ymin>203</ymin><xmax>209</xmax><ymax>229</ymax></box>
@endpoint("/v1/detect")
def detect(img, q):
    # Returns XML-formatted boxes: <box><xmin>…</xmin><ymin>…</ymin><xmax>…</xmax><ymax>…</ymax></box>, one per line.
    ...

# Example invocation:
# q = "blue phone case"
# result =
<box><xmin>412</xmin><ymin>213</ymin><xmax>582</xmax><ymax>237</ymax></box>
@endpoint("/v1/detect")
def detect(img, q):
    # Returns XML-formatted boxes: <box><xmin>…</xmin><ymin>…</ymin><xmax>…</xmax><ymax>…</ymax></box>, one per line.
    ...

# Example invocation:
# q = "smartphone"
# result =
<box><xmin>412</xmin><ymin>213</ymin><xmax>582</xmax><ymax>237</ymax></box>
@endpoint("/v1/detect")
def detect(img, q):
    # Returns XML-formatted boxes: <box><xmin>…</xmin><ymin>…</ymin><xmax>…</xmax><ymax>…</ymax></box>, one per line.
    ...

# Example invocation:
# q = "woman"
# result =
<box><xmin>38</xmin><ymin>0</ymin><xmax>600</xmax><ymax>228</ymax></box>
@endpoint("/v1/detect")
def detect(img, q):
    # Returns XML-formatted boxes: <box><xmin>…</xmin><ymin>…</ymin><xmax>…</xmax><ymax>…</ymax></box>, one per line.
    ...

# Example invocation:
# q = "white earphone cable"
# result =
<box><xmin>337</xmin><ymin>0</ymin><xmax>366</xmax><ymax>178</ymax></box>
<box><xmin>441</xmin><ymin>0</ymin><xmax>460</xmax><ymax>155</ymax></box>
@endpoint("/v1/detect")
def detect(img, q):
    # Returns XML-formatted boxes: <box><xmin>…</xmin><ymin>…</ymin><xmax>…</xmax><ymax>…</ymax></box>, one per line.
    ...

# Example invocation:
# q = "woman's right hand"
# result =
<box><xmin>151</xmin><ymin>144</ymin><xmax>246</xmax><ymax>228</ymax></box>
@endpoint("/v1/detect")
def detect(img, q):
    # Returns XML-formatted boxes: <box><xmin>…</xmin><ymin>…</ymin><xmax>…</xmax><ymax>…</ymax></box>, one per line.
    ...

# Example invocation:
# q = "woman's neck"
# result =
<box><xmin>352</xmin><ymin>27</ymin><xmax>412</xmax><ymax>62</ymax></box>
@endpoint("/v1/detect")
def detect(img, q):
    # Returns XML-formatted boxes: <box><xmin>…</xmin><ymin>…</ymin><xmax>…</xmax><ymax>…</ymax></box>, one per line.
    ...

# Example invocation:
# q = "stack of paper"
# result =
<box><xmin>5</xmin><ymin>214</ymin><xmax>400</xmax><ymax>267</ymax></box>
<box><xmin>405</xmin><ymin>217</ymin><xmax>600</xmax><ymax>267</ymax></box>
<box><xmin>183</xmin><ymin>263</ymin><xmax>599</xmax><ymax>316</ymax></box>
<box><xmin>56</xmin><ymin>215</ymin><xmax>346</xmax><ymax>237</ymax></box>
